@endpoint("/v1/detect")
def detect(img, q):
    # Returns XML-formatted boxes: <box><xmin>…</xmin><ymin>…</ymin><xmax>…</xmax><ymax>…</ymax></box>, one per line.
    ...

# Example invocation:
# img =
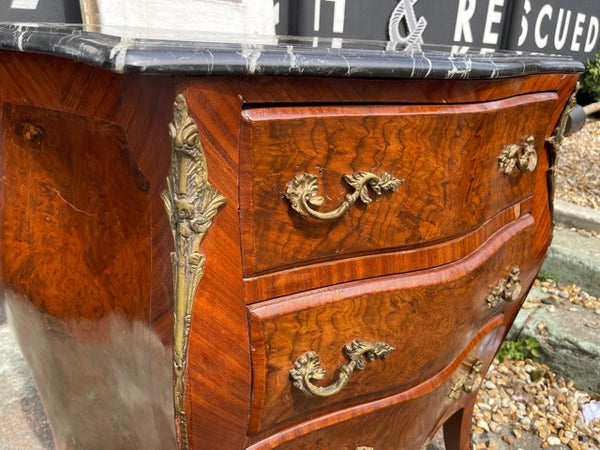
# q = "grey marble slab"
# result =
<box><xmin>0</xmin><ymin>22</ymin><xmax>584</xmax><ymax>78</ymax></box>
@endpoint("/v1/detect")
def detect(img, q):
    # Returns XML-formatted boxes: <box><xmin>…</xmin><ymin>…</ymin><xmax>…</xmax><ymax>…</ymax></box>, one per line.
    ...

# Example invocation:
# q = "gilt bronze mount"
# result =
<box><xmin>498</xmin><ymin>136</ymin><xmax>537</xmax><ymax>175</ymax></box>
<box><xmin>486</xmin><ymin>266</ymin><xmax>522</xmax><ymax>309</ymax></box>
<box><xmin>448</xmin><ymin>359</ymin><xmax>483</xmax><ymax>400</ymax></box>
<box><xmin>285</xmin><ymin>171</ymin><xmax>403</xmax><ymax>221</ymax></box>
<box><xmin>162</xmin><ymin>94</ymin><xmax>227</xmax><ymax>449</ymax></box>
<box><xmin>290</xmin><ymin>339</ymin><xmax>395</xmax><ymax>398</ymax></box>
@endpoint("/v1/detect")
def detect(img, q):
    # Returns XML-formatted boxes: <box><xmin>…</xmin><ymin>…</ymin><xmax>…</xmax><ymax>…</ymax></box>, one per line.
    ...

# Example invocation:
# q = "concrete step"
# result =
<box><xmin>505</xmin><ymin>201</ymin><xmax>600</xmax><ymax>395</ymax></box>
<box><xmin>541</xmin><ymin>227</ymin><xmax>600</xmax><ymax>298</ymax></box>
<box><xmin>507</xmin><ymin>285</ymin><xmax>600</xmax><ymax>394</ymax></box>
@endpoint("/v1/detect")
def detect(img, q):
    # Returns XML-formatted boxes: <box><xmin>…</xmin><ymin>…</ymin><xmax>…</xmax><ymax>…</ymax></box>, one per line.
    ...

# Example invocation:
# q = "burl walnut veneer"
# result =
<box><xmin>0</xmin><ymin>24</ymin><xmax>583</xmax><ymax>449</ymax></box>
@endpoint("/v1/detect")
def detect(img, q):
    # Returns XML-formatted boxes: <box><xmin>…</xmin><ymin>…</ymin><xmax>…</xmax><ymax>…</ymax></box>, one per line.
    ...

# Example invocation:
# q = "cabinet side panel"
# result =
<box><xmin>182</xmin><ymin>80</ymin><xmax>252</xmax><ymax>450</ymax></box>
<box><xmin>0</xmin><ymin>51</ymin><xmax>179</xmax><ymax>448</ymax></box>
<box><xmin>0</xmin><ymin>103</ymin><xmax>175</xmax><ymax>448</ymax></box>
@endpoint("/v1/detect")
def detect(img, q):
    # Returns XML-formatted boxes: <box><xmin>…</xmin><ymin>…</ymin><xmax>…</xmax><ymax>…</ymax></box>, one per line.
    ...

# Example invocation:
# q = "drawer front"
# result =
<box><xmin>247</xmin><ymin>216</ymin><xmax>535</xmax><ymax>435</ymax></box>
<box><xmin>247</xmin><ymin>319</ymin><xmax>505</xmax><ymax>450</ymax></box>
<box><xmin>240</xmin><ymin>93</ymin><xmax>556</xmax><ymax>275</ymax></box>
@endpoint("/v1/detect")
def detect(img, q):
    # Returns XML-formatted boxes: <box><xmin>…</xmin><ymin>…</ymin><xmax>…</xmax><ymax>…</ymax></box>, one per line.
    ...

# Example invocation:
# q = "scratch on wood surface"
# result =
<box><xmin>53</xmin><ymin>189</ymin><xmax>94</xmax><ymax>216</ymax></box>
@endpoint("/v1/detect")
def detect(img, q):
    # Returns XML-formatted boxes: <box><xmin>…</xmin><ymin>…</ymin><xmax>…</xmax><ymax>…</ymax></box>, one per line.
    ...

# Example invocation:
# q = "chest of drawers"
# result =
<box><xmin>0</xmin><ymin>24</ymin><xmax>582</xmax><ymax>449</ymax></box>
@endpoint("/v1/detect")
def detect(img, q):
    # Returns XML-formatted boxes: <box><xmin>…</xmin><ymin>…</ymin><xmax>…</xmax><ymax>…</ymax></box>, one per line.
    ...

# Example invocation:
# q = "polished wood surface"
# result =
<box><xmin>248</xmin><ymin>316</ymin><xmax>506</xmax><ymax>449</ymax></box>
<box><xmin>248</xmin><ymin>216</ymin><xmax>535</xmax><ymax>436</ymax></box>
<box><xmin>179</xmin><ymin>81</ymin><xmax>252</xmax><ymax>450</ymax></box>
<box><xmin>2</xmin><ymin>102</ymin><xmax>150</xmax><ymax>320</ymax></box>
<box><xmin>0</xmin><ymin>47</ymin><xmax>580</xmax><ymax>449</ymax></box>
<box><xmin>0</xmin><ymin>53</ymin><xmax>178</xmax><ymax>448</ymax></box>
<box><xmin>242</xmin><ymin>94</ymin><xmax>555</xmax><ymax>275</ymax></box>
<box><xmin>244</xmin><ymin>198</ymin><xmax>532</xmax><ymax>302</ymax></box>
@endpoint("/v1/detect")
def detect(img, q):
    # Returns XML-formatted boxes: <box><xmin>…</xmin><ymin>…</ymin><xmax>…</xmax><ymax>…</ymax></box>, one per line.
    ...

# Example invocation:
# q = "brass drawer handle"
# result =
<box><xmin>285</xmin><ymin>171</ymin><xmax>403</xmax><ymax>221</ymax></box>
<box><xmin>289</xmin><ymin>339</ymin><xmax>395</xmax><ymax>397</ymax></box>
<box><xmin>448</xmin><ymin>359</ymin><xmax>483</xmax><ymax>400</ymax></box>
<box><xmin>486</xmin><ymin>265</ymin><xmax>522</xmax><ymax>309</ymax></box>
<box><xmin>498</xmin><ymin>136</ymin><xmax>537</xmax><ymax>175</ymax></box>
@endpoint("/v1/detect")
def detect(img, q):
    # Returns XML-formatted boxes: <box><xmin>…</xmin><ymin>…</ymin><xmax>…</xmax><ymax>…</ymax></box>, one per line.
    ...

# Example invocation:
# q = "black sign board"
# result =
<box><xmin>276</xmin><ymin>0</ymin><xmax>510</xmax><ymax>50</ymax></box>
<box><xmin>0</xmin><ymin>0</ymin><xmax>81</xmax><ymax>23</ymax></box>
<box><xmin>275</xmin><ymin>0</ymin><xmax>600</xmax><ymax>62</ymax></box>
<box><xmin>506</xmin><ymin>0</ymin><xmax>600</xmax><ymax>62</ymax></box>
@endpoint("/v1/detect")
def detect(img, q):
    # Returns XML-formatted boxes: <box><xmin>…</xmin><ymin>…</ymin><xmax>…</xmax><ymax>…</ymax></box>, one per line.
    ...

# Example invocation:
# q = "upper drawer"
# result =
<box><xmin>239</xmin><ymin>93</ymin><xmax>556</xmax><ymax>276</ymax></box>
<box><xmin>247</xmin><ymin>215</ymin><xmax>536</xmax><ymax>436</ymax></box>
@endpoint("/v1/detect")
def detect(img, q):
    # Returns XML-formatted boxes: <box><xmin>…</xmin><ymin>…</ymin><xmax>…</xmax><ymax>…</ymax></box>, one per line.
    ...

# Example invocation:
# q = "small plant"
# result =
<box><xmin>495</xmin><ymin>337</ymin><xmax>541</xmax><ymax>362</ymax></box>
<box><xmin>537</xmin><ymin>271</ymin><xmax>558</xmax><ymax>283</ymax></box>
<box><xmin>578</xmin><ymin>52</ymin><xmax>600</xmax><ymax>104</ymax></box>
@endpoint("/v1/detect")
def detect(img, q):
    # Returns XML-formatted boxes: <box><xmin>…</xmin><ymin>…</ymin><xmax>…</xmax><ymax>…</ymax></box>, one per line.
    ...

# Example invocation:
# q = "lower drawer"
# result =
<box><xmin>247</xmin><ymin>316</ymin><xmax>506</xmax><ymax>449</ymax></box>
<box><xmin>247</xmin><ymin>215</ymin><xmax>537</xmax><ymax>436</ymax></box>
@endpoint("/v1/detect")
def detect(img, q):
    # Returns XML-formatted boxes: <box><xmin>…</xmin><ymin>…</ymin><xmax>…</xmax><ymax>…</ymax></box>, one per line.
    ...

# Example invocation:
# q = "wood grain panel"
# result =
<box><xmin>244</xmin><ymin>198</ymin><xmax>531</xmax><ymax>302</ymax></box>
<box><xmin>0</xmin><ymin>52</ymin><xmax>256</xmax><ymax>449</ymax></box>
<box><xmin>247</xmin><ymin>215</ymin><xmax>536</xmax><ymax>436</ymax></box>
<box><xmin>0</xmin><ymin>50</ymin><xmax>178</xmax><ymax>344</ymax></box>
<box><xmin>0</xmin><ymin>102</ymin><xmax>176</xmax><ymax>448</ymax></box>
<box><xmin>182</xmin><ymin>80</ymin><xmax>252</xmax><ymax>450</ymax></box>
<box><xmin>236</xmin><ymin>73</ymin><xmax>573</xmax><ymax>106</ymax></box>
<box><xmin>1</xmin><ymin>102</ymin><xmax>150</xmax><ymax>321</ymax></box>
<box><xmin>240</xmin><ymin>93</ymin><xmax>556</xmax><ymax>275</ymax></box>
<box><xmin>247</xmin><ymin>316</ymin><xmax>505</xmax><ymax>449</ymax></box>
<box><xmin>0</xmin><ymin>52</ymin><xmax>181</xmax><ymax>448</ymax></box>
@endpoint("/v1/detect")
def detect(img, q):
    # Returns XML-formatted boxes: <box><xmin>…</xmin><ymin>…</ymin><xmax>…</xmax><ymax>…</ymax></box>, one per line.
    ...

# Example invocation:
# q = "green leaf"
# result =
<box><xmin>580</xmin><ymin>51</ymin><xmax>600</xmax><ymax>102</ymax></box>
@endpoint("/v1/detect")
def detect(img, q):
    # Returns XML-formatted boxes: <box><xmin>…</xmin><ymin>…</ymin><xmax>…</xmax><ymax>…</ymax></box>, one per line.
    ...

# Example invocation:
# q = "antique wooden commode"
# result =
<box><xmin>0</xmin><ymin>23</ymin><xmax>583</xmax><ymax>449</ymax></box>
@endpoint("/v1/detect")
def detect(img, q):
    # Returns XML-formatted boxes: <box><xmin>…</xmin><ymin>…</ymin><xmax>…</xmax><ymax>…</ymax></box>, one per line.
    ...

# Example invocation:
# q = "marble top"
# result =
<box><xmin>0</xmin><ymin>23</ymin><xmax>584</xmax><ymax>78</ymax></box>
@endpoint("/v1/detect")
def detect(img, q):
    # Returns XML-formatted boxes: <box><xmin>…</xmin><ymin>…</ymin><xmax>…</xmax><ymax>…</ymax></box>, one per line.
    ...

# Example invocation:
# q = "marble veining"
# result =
<box><xmin>0</xmin><ymin>22</ymin><xmax>584</xmax><ymax>78</ymax></box>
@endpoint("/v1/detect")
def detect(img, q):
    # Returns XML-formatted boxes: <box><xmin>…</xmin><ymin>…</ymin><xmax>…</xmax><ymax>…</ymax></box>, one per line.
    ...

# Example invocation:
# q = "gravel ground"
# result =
<box><xmin>556</xmin><ymin>118</ymin><xmax>600</xmax><ymax>210</ymax></box>
<box><xmin>471</xmin><ymin>356</ymin><xmax>600</xmax><ymax>450</ymax></box>
<box><xmin>469</xmin><ymin>278</ymin><xmax>600</xmax><ymax>450</ymax></box>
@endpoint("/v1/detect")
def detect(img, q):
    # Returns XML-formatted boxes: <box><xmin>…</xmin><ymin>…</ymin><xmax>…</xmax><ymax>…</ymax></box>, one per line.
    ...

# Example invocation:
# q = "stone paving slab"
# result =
<box><xmin>508</xmin><ymin>286</ymin><xmax>600</xmax><ymax>394</ymax></box>
<box><xmin>541</xmin><ymin>228</ymin><xmax>600</xmax><ymax>297</ymax></box>
<box><xmin>555</xmin><ymin>199</ymin><xmax>600</xmax><ymax>234</ymax></box>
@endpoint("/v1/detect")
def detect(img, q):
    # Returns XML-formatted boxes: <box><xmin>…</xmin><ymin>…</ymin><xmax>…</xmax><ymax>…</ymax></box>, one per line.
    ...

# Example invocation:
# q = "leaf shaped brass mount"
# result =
<box><xmin>448</xmin><ymin>359</ymin><xmax>483</xmax><ymax>400</ymax></box>
<box><xmin>290</xmin><ymin>339</ymin><xmax>395</xmax><ymax>398</ymax></box>
<box><xmin>285</xmin><ymin>171</ymin><xmax>403</xmax><ymax>221</ymax></box>
<box><xmin>547</xmin><ymin>87</ymin><xmax>578</xmax><ymax>223</ymax></box>
<box><xmin>486</xmin><ymin>266</ymin><xmax>522</xmax><ymax>309</ymax></box>
<box><xmin>547</xmin><ymin>86</ymin><xmax>578</xmax><ymax>156</ymax></box>
<box><xmin>161</xmin><ymin>94</ymin><xmax>227</xmax><ymax>449</ymax></box>
<box><xmin>498</xmin><ymin>136</ymin><xmax>537</xmax><ymax>175</ymax></box>
<box><xmin>419</xmin><ymin>438</ymin><xmax>432</xmax><ymax>450</ymax></box>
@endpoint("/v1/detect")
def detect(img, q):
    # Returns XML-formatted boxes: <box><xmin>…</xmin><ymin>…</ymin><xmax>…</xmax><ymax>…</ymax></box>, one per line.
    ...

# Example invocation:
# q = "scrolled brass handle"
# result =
<box><xmin>486</xmin><ymin>265</ymin><xmax>522</xmax><ymax>309</ymax></box>
<box><xmin>498</xmin><ymin>136</ymin><xmax>537</xmax><ymax>175</ymax></box>
<box><xmin>289</xmin><ymin>339</ymin><xmax>395</xmax><ymax>398</ymax></box>
<box><xmin>285</xmin><ymin>171</ymin><xmax>403</xmax><ymax>221</ymax></box>
<box><xmin>462</xmin><ymin>360</ymin><xmax>484</xmax><ymax>394</ymax></box>
<box><xmin>448</xmin><ymin>359</ymin><xmax>483</xmax><ymax>400</ymax></box>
